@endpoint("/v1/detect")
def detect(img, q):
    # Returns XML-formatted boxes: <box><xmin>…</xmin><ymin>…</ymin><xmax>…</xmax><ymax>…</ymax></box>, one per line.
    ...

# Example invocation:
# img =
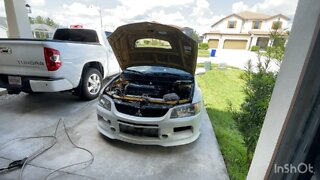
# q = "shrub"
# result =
<box><xmin>199</xmin><ymin>42</ymin><xmax>209</xmax><ymax>50</ymax></box>
<box><xmin>250</xmin><ymin>46</ymin><xmax>260</xmax><ymax>51</ymax></box>
<box><xmin>228</xmin><ymin>57</ymin><xmax>276</xmax><ymax>165</ymax></box>
<box><xmin>228</xmin><ymin>28</ymin><xmax>286</xmax><ymax>165</ymax></box>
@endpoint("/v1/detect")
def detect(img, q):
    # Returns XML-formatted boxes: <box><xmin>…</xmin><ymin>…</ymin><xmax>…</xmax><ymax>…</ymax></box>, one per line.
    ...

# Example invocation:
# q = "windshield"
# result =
<box><xmin>126</xmin><ymin>66</ymin><xmax>192</xmax><ymax>76</ymax></box>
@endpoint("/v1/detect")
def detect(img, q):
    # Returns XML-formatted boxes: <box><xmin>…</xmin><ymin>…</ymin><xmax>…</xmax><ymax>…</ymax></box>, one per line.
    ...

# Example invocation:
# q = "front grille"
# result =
<box><xmin>118</xmin><ymin>120</ymin><xmax>159</xmax><ymax>138</ymax></box>
<box><xmin>114</xmin><ymin>103</ymin><xmax>169</xmax><ymax>117</ymax></box>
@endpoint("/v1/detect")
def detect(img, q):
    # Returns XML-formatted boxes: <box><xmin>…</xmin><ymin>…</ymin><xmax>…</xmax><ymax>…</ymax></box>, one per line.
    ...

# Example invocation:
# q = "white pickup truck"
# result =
<box><xmin>0</xmin><ymin>28</ymin><xmax>121</xmax><ymax>100</ymax></box>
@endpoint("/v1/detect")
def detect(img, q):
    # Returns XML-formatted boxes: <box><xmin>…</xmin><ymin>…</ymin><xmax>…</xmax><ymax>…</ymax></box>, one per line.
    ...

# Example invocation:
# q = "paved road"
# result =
<box><xmin>0</xmin><ymin>92</ymin><xmax>229</xmax><ymax>180</ymax></box>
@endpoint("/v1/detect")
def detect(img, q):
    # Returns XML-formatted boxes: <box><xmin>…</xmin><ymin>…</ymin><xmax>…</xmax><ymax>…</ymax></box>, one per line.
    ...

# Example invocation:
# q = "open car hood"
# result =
<box><xmin>108</xmin><ymin>22</ymin><xmax>198</xmax><ymax>75</ymax></box>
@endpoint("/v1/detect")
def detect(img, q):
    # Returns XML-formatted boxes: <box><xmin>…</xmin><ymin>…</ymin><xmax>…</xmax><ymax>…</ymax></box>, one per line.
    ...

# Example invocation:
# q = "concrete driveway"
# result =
<box><xmin>0</xmin><ymin>93</ymin><xmax>229</xmax><ymax>180</ymax></box>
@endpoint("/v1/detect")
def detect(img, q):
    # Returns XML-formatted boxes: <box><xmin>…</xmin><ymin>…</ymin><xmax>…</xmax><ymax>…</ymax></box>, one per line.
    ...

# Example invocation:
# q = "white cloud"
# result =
<box><xmin>1</xmin><ymin>0</ymin><xmax>298</xmax><ymax>36</ymax></box>
<box><xmin>195</xmin><ymin>15</ymin><xmax>225</xmax><ymax>34</ymax></box>
<box><xmin>105</xmin><ymin>0</ymin><xmax>194</xmax><ymax>20</ymax></box>
<box><xmin>48</xmin><ymin>3</ymin><xmax>103</xmax><ymax>28</ymax></box>
<box><xmin>117</xmin><ymin>0</ymin><xmax>194</xmax><ymax>13</ymax></box>
<box><xmin>232</xmin><ymin>0</ymin><xmax>298</xmax><ymax>17</ymax></box>
<box><xmin>62</xmin><ymin>3</ymin><xmax>99</xmax><ymax>17</ymax></box>
<box><xmin>147</xmin><ymin>10</ymin><xmax>186</xmax><ymax>26</ymax></box>
<box><xmin>30</xmin><ymin>8</ymin><xmax>49</xmax><ymax>17</ymax></box>
<box><xmin>232</xmin><ymin>1</ymin><xmax>249</xmax><ymax>13</ymax></box>
<box><xmin>29</xmin><ymin>0</ymin><xmax>45</xmax><ymax>7</ymax></box>
<box><xmin>101</xmin><ymin>0</ymin><xmax>196</xmax><ymax>30</ymax></box>
<box><xmin>191</xmin><ymin>0</ymin><xmax>211</xmax><ymax>17</ymax></box>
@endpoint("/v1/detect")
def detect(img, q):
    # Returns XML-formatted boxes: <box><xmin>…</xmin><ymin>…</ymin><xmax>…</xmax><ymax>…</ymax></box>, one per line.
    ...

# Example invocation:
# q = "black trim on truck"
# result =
<box><xmin>0</xmin><ymin>38</ymin><xmax>101</xmax><ymax>45</ymax></box>
<box><xmin>0</xmin><ymin>74</ymin><xmax>62</xmax><ymax>92</ymax></box>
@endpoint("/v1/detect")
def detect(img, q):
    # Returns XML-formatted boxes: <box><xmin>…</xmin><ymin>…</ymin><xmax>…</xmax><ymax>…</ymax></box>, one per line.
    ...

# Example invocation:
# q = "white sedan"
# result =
<box><xmin>96</xmin><ymin>22</ymin><xmax>202</xmax><ymax>146</ymax></box>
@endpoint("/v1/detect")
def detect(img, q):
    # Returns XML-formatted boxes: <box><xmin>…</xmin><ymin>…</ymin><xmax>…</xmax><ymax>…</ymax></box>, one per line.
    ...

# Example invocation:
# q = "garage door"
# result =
<box><xmin>208</xmin><ymin>39</ymin><xmax>219</xmax><ymax>48</ymax></box>
<box><xmin>223</xmin><ymin>40</ymin><xmax>247</xmax><ymax>50</ymax></box>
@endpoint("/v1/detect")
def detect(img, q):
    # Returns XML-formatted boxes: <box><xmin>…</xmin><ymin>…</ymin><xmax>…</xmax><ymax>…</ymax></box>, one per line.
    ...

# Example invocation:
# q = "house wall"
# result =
<box><xmin>219</xmin><ymin>34</ymin><xmax>250</xmax><ymax>49</ymax></box>
<box><xmin>212</xmin><ymin>15</ymin><xmax>289</xmax><ymax>33</ymax></box>
<box><xmin>262</xmin><ymin>17</ymin><xmax>289</xmax><ymax>31</ymax></box>
<box><xmin>212</xmin><ymin>16</ymin><xmax>243</xmax><ymax>33</ymax></box>
<box><xmin>203</xmin><ymin>33</ymin><xmax>251</xmax><ymax>49</ymax></box>
<box><xmin>251</xmin><ymin>35</ymin><xmax>270</xmax><ymax>47</ymax></box>
<box><xmin>242</xmin><ymin>20</ymin><xmax>253</xmax><ymax>32</ymax></box>
<box><xmin>205</xmin><ymin>14</ymin><xmax>289</xmax><ymax>50</ymax></box>
<box><xmin>202</xmin><ymin>34</ymin><xmax>221</xmax><ymax>43</ymax></box>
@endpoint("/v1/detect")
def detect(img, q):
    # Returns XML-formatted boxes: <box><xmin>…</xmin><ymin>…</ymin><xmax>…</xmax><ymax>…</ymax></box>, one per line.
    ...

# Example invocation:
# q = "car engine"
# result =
<box><xmin>104</xmin><ymin>73</ymin><xmax>194</xmax><ymax>117</ymax></box>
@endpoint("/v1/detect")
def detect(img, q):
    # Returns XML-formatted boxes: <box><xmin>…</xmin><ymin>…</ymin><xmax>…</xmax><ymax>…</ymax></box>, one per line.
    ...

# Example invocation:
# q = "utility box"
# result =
<box><xmin>210</xmin><ymin>49</ymin><xmax>216</xmax><ymax>57</ymax></box>
<box><xmin>204</xmin><ymin>61</ymin><xmax>211</xmax><ymax>71</ymax></box>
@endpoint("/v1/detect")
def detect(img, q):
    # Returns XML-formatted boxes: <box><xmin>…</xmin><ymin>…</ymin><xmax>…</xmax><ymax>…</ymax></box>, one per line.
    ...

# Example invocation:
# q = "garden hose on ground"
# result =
<box><xmin>0</xmin><ymin>117</ymin><xmax>95</xmax><ymax>180</ymax></box>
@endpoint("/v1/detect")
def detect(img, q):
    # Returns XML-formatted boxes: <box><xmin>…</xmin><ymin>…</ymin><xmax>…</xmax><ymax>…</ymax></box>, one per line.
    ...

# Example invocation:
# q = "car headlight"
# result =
<box><xmin>99</xmin><ymin>94</ymin><xmax>111</xmax><ymax>111</ymax></box>
<box><xmin>170</xmin><ymin>102</ymin><xmax>201</xmax><ymax>119</ymax></box>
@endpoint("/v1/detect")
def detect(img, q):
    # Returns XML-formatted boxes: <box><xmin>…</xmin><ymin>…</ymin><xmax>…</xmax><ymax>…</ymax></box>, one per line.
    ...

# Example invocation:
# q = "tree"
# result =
<box><xmin>191</xmin><ymin>30</ymin><xmax>200</xmax><ymax>43</ymax></box>
<box><xmin>29</xmin><ymin>16</ymin><xmax>59</xmax><ymax>28</ymax></box>
<box><xmin>228</xmin><ymin>56</ymin><xmax>276</xmax><ymax>165</ymax></box>
<box><xmin>263</xmin><ymin>27</ymin><xmax>289</xmax><ymax>66</ymax></box>
<box><xmin>44</xmin><ymin>17</ymin><xmax>59</xmax><ymax>28</ymax></box>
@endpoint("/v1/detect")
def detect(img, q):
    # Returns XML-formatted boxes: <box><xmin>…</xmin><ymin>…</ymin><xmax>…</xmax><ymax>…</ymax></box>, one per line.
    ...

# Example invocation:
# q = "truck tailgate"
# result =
<box><xmin>0</xmin><ymin>40</ymin><xmax>49</xmax><ymax>77</ymax></box>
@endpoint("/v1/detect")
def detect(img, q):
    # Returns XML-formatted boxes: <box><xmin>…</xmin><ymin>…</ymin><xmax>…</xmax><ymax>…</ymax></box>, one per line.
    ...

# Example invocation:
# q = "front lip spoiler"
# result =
<box><xmin>96</xmin><ymin>103</ymin><xmax>202</xmax><ymax>147</ymax></box>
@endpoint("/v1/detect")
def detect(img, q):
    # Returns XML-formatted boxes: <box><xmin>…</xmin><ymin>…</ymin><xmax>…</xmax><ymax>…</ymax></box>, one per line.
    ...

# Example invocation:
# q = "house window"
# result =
<box><xmin>228</xmin><ymin>21</ymin><xmax>237</xmax><ymax>28</ymax></box>
<box><xmin>252</xmin><ymin>20</ymin><xmax>262</xmax><ymax>29</ymax></box>
<box><xmin>272</xmin><ymin>21</ymin><xmax>282</xmax><ymax>29</ymax></box>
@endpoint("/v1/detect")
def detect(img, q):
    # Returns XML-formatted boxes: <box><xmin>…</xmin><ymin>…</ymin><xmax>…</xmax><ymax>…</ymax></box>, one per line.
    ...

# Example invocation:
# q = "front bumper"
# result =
<box><xmin>96</xmin><ymin>98</ymin><xmax>201</xmax><ymax>147</ymax></box>
<box><xmin>0</xmin><ymin>74</ymin><xmax>73</xmax><ymax>92</ymax></box>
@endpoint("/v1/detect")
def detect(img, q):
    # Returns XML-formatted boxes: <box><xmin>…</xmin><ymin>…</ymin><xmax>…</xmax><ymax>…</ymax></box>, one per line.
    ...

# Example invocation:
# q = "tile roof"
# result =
<box><xmin>236</xmin><ymin>11</ymin><xmax>271</xmax><ymax>20</ymax></box>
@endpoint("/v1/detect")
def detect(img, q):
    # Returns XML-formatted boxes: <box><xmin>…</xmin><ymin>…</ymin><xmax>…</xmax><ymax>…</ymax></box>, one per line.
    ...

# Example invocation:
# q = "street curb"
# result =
<box><xmin>0</xmin><ymin>88</ymin><xmax>7</xmax><ymax>96</ymax></box>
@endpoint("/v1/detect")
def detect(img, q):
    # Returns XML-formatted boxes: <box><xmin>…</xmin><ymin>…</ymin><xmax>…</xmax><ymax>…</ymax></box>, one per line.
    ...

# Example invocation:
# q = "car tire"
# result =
<box><xmin>78</xmin><ymin>68</ymin><xmax>102</xmax><ymax>100</ymax></box>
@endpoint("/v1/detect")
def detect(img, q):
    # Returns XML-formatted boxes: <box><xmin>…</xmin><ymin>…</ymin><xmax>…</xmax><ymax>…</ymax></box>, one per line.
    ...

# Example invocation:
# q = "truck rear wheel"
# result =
<box><xmin>79</xmin><ymin>68</ymin><xmax>102</xmax><ymax>100</ymax></box>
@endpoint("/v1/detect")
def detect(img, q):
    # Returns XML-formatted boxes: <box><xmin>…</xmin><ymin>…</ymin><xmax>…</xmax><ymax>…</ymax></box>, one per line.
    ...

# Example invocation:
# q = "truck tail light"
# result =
<box><xmin>44</xmin><ymin>47</ymin><xmax>61</xmax><ymax>71</ymax></box>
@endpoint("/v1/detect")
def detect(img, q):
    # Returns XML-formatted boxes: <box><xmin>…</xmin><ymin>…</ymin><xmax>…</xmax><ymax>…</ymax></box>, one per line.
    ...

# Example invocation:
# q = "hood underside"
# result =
<box><xmin>108</xmin><ymin>22</ymin><xmax>198</xmax><ymax>75</ymax></box>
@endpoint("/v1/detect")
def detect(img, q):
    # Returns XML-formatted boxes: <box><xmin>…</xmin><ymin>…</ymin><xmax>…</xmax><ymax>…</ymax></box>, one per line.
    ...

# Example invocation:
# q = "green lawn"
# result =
<box><xmin>196</xmin><ymin>65</ymin><xmax>248</xmax><ymax>180</ymax></box>
<box><xmin>198</xmin><ymin>49</ymin><xmax>210</xmax><ymax>57</ymax></box>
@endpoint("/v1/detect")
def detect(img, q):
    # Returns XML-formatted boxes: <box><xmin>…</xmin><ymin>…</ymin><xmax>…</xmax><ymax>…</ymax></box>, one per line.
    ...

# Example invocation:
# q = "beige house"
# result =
<box><xmin>202</xmin><ymin>11</ymin><xmax>290</xmax><ymax>50</ymax></box>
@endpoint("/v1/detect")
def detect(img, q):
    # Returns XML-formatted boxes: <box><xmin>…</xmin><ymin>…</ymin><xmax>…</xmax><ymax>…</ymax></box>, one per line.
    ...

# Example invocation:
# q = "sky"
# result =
<box><xmin>0</xmin><ymin>0</ymin><xmax>298</xmax><ymax>34</ymax></box>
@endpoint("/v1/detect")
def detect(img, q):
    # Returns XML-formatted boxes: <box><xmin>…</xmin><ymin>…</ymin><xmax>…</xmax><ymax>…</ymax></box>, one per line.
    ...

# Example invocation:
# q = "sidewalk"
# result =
<box><xmin>197</xmin><ymin>49</ymin><xmax>280</xmax><ymax>72</ymax></box>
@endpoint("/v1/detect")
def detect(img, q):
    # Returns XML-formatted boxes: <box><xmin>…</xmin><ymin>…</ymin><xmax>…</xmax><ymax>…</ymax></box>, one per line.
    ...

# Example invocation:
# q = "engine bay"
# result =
<box><xmin>105</xmin><ymin>72</ymin><xmax>194</xmax><ymax>110</ymax></box>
